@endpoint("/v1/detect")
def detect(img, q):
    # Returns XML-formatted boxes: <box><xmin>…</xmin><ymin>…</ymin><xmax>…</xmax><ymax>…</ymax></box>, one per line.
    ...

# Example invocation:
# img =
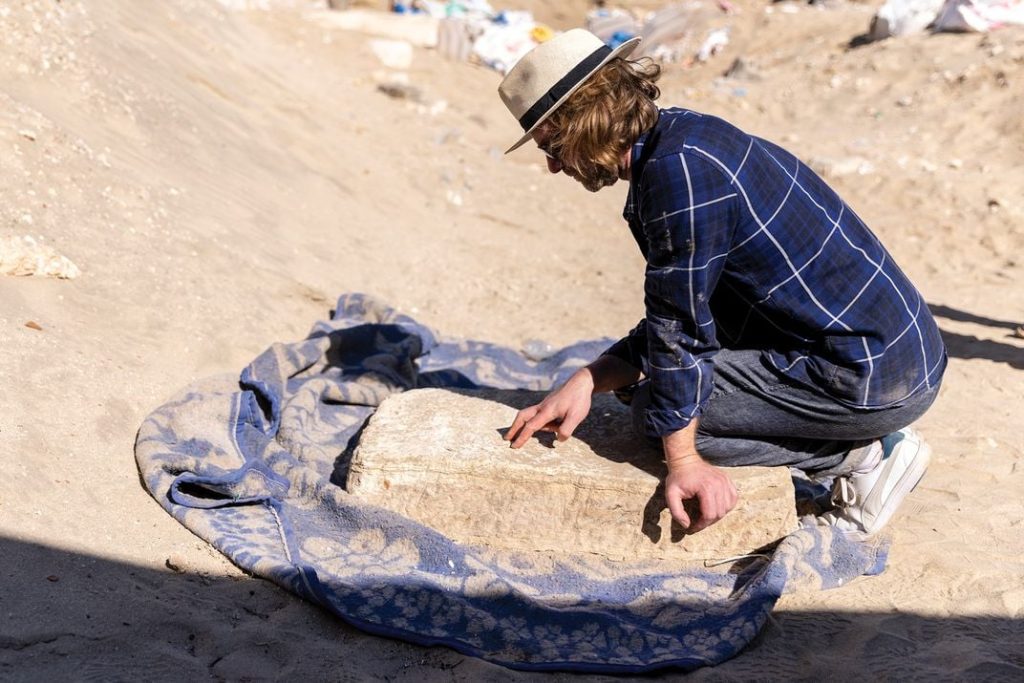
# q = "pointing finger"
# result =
<box><xmin>505</xmin><ymin>406</ymin><xmax>538</xmax><ymax>444</ymax></box>
<box><xmin>511</xmin><ymin>409</ymin><xmax>554</xmax><ymax>449</ymax></box>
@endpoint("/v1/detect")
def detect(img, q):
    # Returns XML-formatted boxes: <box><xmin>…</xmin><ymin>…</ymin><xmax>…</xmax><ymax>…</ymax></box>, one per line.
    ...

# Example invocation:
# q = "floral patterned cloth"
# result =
<box><xmin>135</xmin><ymin>293</ymin><xmax>887</xmax><ymax>672</ymax></box>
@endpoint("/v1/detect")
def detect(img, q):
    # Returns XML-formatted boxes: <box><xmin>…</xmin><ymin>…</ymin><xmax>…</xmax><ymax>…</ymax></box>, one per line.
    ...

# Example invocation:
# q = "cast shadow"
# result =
<box><xmin>331</xmin><ymin>383</ymin><xmax>721</xmax><ymax>543</ymax></box>
<box><xmin>3</xmin><ymin>535</ymin><xmax>1021</xmax><ymax>679</ymax></box>
<box><xmin>929</xmin><ymin>304</ymin><xmax>1020</xmax><ymax>331</ymax></box>
<box><xmin>930</xmin><ymin>303</ymin><xmax>1024</xmax><ymax>370</ymax></box>
<box><xmin>474</xmin><ymin>388</ymin><xmax>702</xmax><ymax>543</ymax></box>
<box><xmin>939</xmin><ymin>329</ymin><xmax>1024</xmax><ymax>370</ymax></box>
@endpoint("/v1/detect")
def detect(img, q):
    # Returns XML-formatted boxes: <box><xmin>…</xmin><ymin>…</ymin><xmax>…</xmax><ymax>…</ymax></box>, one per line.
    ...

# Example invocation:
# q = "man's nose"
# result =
<box><xmin>546</xmin><ymin>156</ymin><xmax>563</xmax><ymax>174</ymax></box>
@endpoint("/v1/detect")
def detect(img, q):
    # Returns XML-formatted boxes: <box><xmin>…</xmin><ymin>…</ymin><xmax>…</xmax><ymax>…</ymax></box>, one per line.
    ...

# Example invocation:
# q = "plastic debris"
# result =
<box><xmin>869</xmin><ymin>0</ymin><xmax>946</xmax><ymax>40</ymax></box>
<box><xmin>869</xmin><ymin>0</ymin><xmax>1024</xmax><ymax>40</ymax></box>
<box><xmin>934</xmin><ymin>0</ymin><xmax>1024</xmax><ymax>31</ymax></box>
<box><xmin>697</xmin><ymin>27</ymin><xmax>730</xmax><ymax>61</ymax></box>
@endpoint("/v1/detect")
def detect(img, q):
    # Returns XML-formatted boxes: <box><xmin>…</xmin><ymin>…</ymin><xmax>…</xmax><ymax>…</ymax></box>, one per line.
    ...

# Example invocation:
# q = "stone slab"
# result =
<box><xmin>347</xmin><ymin>388</ymin><xmax>798</xmax><ymax>562</ymax></box>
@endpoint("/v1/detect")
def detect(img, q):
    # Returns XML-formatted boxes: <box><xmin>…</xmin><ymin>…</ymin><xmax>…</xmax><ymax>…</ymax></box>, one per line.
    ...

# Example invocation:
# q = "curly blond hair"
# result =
<box><xmin>545</xmin><ymin>57</ymin><xmax>661</xmax><ymax>191</ymax></box>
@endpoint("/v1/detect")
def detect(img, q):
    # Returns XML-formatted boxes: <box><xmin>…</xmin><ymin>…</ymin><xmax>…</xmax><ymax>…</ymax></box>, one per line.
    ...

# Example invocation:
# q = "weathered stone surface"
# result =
<box><xmin>348</xmin><ymin>388</ymin><xmax>798</xmax><ymax>562</ymax></box>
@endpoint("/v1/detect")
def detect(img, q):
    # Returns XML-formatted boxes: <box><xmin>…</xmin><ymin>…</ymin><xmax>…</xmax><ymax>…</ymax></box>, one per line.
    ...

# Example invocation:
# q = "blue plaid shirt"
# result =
<box><xmin>605</xmin><ymin>108</ymin><xmax>947</xmax><ymax>438</ymax></box>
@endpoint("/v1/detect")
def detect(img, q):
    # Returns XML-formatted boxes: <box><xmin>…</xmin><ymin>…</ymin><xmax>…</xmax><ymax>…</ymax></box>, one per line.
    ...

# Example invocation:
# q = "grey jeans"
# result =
<box><xmin>629</xmin><ymin>348</ymin><xmax>941</xmax><ymax>476</ymax></box>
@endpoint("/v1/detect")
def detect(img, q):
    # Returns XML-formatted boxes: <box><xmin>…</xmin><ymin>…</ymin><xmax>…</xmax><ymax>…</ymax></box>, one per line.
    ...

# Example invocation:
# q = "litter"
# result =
<box><xmin>869</xmin><ymin>0</ymin><xmax>1024</xmax><ymax>39</ymax></box>
<box><xmin>697</xmin><ymin>27</ymin><xmax>730</xmax><ymax>62</ymax></box>
<box><xmin>869</xmin><ymin>0</ymin><xmax>946</xmax><ymax>40</ymax></box>
<box><xmin>934</xmin><ymin>0</ymin><xmax>1024</xmax><ymax>31</ymax></box>
<box><xmin>471</xmin><ymin>12</ymin><xmax>540</xmax><ymax>73</ymax></box>
<box><xmin>321</xmin><ymin>1</ymin><xmax>737</xmax><ymax>74</ymax></box>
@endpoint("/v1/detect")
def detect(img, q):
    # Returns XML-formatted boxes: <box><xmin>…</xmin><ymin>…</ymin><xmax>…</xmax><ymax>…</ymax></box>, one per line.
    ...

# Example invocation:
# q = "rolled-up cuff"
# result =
<box><xmin>626</xmin><ymin>379</ymin><xmax>701</xmax><ymax>438</ymax></box>
<box><xmin>601</xmin><ymin>337</ymin><xmax>648</xmax><ymax>376</ymax></box>
<box><xmin>642</xmin><ymin>405</ymin><xmax>699</xmax><ymax>438</ymax></box>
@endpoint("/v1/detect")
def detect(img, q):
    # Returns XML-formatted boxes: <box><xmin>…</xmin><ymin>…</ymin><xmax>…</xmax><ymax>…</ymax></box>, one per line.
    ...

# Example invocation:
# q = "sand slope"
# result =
<box><xmin>1</xmin><ymin>0</ymin><xmax>1021</xmax><ymax>679</ymax></box>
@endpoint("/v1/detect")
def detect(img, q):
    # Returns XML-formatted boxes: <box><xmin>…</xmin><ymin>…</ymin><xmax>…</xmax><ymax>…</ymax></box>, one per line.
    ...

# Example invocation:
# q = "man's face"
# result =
<box><xmin>531</xmin><ymin>124</ymin><xmax>620</xmax><ymax>193</ymax></box>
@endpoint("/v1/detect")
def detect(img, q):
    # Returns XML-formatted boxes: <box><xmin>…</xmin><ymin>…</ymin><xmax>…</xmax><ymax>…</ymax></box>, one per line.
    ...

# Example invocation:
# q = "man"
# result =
<box><xmin>499</xmin><ymin>30</ymin><xmax>946</xmax><ymax>536</ymax></box>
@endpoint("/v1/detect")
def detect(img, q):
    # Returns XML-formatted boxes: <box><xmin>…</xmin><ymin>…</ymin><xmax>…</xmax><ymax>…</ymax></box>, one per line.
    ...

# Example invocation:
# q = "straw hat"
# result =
<box><xmin>498</xmin><ymin>29</ymin><xmax>641</xmax><ymax>154</ymax></box>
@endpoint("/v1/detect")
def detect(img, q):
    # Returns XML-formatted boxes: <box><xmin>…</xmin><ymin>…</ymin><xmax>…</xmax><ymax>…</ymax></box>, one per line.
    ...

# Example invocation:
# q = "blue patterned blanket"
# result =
<box><xmin>135</xmin><ymin>293</ymin><xmax>887</xmax><ymax>673</ymax></box>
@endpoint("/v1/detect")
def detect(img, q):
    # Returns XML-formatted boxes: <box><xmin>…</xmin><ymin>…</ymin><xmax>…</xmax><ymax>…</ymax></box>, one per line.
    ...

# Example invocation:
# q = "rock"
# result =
<box><xmin>308</xmin><ymin>9</ymin><xmax>439</xmax><ymax>48</ymax></box>
<box><xmin>348</xmin><ymin>389</ymin><xmax>798</xmax><ymax>562</ymax></box>
<box><xmin>376</xmin><ymin>81</ymin><xmax>425</xmax><ymax>103</ymax></box>
<box><xmin>369</xmin><ymin>39</ymin><xmax>414</xmax><ymax>70</ymax></box>
<box><xmin>0</xmin><ymin>235</ymin><xmax>80</xmax><ymax>279</ymax></box>
<box><xmin>723</xmin><ymin>57</ymin><xmax>761</xmax><ymax>82</ymax></box>
<box><xmin>808</xmin><ymin>156</ymin><xmax>876</xmax><ymax>178</ymax></box>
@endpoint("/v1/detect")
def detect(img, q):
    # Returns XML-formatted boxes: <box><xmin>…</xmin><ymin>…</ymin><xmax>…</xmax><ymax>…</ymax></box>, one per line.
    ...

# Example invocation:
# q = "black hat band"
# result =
<box><xmin>517</xmin><ymin>45</ymin><xmax>613</xmax><ymax>132</ymax></box>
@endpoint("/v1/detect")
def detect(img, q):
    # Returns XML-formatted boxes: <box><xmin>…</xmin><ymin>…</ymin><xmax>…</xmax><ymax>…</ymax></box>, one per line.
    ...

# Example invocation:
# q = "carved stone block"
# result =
<box><xmin>348</xmin><ymin>389</ymin><xmax>798</xmax><ymax>561</ymax></box>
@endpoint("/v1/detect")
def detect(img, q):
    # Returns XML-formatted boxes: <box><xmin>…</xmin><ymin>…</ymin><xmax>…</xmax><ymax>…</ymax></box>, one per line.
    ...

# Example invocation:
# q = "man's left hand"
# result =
<box><xmin>663</xmin><ymin>458</ymin><xmax>738</xmax><ymax>532</ymax></box>
<box><xmin>662</xmin><ymin>421</ymin><xmax>738</xmax><ymax>532</ymax></box>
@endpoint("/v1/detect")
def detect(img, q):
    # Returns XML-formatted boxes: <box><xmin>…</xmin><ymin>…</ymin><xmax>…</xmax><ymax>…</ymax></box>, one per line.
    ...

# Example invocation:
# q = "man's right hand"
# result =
<box><xmin>504</xmin><ymin>368</ymin><xmax>594</xmax><ymax>448</ymax></box>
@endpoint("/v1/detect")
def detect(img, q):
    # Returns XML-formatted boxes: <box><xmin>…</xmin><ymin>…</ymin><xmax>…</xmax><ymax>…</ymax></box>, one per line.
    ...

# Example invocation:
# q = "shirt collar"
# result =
<box><xmin>623</xmin><ymin>111</ymin><xmax>660</xmax><ymax>222</ymax></box>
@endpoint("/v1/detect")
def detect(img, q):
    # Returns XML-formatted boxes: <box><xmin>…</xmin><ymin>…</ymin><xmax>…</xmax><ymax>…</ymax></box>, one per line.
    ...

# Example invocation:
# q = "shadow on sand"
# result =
<box><xmin>930</xmin><ymin>303</ymin><xmax>1024</xmax><ymax>370</ymax></box>
<box><xmin>1</xmin><ymin>535</ymin><xmax>1021</xmax><ymax>680</ymax></box>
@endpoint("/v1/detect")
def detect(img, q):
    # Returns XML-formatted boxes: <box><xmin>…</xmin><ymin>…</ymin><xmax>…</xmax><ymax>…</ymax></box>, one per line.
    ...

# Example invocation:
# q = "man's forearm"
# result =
<box><xmin>662</xmin><ymin>419</ymin><xmax>702</xmax><ymax>469</ymax></box>
<box><xmin>584</xmin><ymin>354</ymin><xmax>643</xmax><ymax>393</ymax></box>
<box><xmin>661</xmin><ymin>417</ymin><xmax>737</xmax><ymax>531</ymax></box>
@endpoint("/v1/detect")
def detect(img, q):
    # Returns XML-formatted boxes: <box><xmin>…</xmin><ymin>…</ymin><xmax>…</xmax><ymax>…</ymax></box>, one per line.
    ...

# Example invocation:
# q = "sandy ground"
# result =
<box><xmin>1</xmin><ymin>0</ymin><xmax>1022</xmax><ymax>679</ymax></box>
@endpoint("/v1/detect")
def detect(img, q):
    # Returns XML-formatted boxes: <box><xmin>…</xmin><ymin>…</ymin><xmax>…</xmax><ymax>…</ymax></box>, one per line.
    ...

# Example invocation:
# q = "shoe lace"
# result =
<box><xmin>830</xmin><ymin>476</ymin><xmax>858</xmax><ymax>508</ymax></box>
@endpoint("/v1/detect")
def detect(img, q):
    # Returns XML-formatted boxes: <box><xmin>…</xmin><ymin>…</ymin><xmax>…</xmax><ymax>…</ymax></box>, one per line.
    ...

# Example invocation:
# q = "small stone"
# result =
<box><xmin>376</xmin><ymin>82</ymin><xmax>424</xmax><ymax>103</ymax></box>
<box><xmin>24</xmin><ymin>321</ymin><xmax>43</xmax><ymax>331</ymax></box>
<box><xmin>369</xmin><ymin>39</ymin><xmax>413</xmax><ymax>70</ymax></box>
<box><xmin>427</xmin><ymin>99</ymin><xmax>447</xmax><ymax>116</ymax></box>
<box><xmin>723</xmin><ymin>57</ymin><xmax>760</xmax><ymax>81</ymax></box>
<box><xmin>165</xmin><ymin>554</ymin><xmax>186</xmax><ymax>572</ymax></box>
<box><xmin>809</xmin><ymin>156</ymin><xmax>875</xmax><ymax>178</ymax></box>
<box><xmin>46</xmin><ymin>575</ymin><xmax>59</xmax><ymax>582</ymax></box>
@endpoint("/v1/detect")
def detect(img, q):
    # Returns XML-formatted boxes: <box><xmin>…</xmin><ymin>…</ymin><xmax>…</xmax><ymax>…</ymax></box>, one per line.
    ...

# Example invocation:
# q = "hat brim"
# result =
<box><xmin>504</xmin><ymin>36</ymin><xmax>642</xmax><ymax>154</ymax></box>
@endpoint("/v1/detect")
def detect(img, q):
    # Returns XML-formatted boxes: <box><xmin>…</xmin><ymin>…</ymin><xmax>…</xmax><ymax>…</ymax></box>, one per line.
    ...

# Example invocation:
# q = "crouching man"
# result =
<box><xmin>500</xmin><ymin>30</ymin><xmax>946</xmax><ymax>536</ymax></box>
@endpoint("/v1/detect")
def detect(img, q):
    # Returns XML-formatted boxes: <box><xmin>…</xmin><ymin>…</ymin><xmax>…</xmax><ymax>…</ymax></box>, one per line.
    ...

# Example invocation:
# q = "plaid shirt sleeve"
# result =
<box><xmin>616</xmin><ymin>151</ymin><xmax>739</xmax><ymax>437</ymax></box>
<box><xmin>602</xmin><ymin>318</ymin><xmax>648</xmax><ymax>374</ymax></box>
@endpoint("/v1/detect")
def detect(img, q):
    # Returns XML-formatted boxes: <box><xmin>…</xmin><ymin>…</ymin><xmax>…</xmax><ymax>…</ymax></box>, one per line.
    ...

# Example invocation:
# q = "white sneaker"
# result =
<box><xmin>818</xmin><ymin>428</ymin><xmax>931</xmax><ymax>536</ymax></box>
